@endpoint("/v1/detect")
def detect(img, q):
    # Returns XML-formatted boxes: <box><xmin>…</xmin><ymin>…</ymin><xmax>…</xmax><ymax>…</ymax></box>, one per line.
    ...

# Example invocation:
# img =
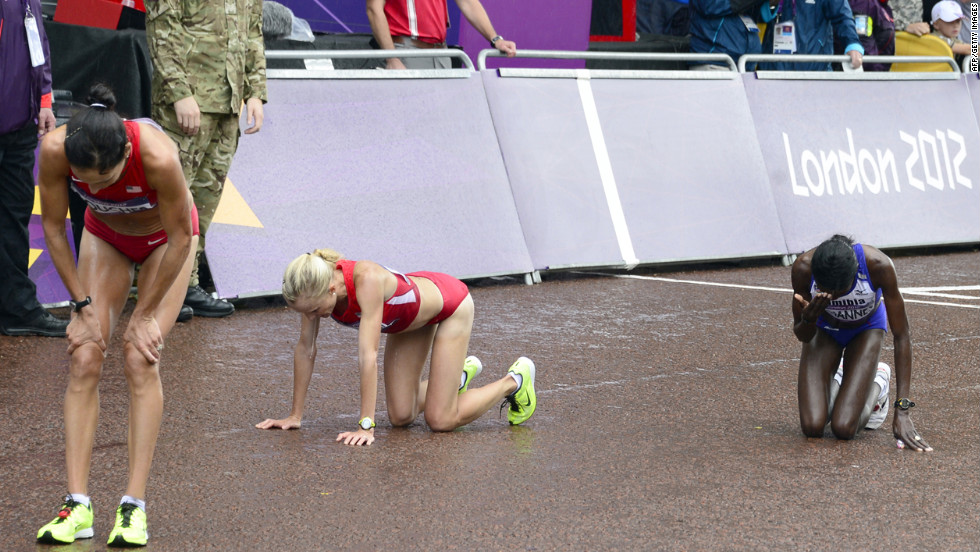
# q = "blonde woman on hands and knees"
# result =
<box><xmin>36</xmin><ymin>84</ymin><xmax>199</xmax><ymax>547</ymax></box>
<box><xmin>256</xmin><ymin>249</ymin><xmax>537</xmax><ymax>445</ymax></box>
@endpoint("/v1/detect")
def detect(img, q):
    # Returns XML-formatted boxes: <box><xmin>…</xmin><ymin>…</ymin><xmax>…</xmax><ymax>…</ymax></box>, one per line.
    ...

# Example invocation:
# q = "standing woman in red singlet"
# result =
<box><xmin>35</xmin><ymin>84</ymin><xmax>199</xmax><ymax>547</ymax></box>
<box><xmin>791</xmin><ymin>234</ymin><xmax>931</xmax><ymax>452</ymax></box>
<box><xmin>256</xmin><ymin>249</ymin><xmax>538</xmax><ymax>445</ymax></box>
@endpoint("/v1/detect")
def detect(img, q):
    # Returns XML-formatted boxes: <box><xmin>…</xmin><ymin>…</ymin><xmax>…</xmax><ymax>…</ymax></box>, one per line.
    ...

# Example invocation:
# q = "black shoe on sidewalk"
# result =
<box><xmin>176</xmin><ymin>305</ymin><xmax>194</xmax><ymax>323</ymax></box>
<box><xmin>0</xmin><ymin>310</ymin><xmax>69</xmax><ymax>337</ymax></box>
<box><xmin>183</xmin><ymin>285</ymin><xmax>234</xmax><ymax>318</ymax></box>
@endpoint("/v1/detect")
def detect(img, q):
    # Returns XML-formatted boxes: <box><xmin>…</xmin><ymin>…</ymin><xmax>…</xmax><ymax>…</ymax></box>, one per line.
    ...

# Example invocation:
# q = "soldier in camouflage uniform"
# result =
<box><xmin>146</xmin><ymin>0</ymin><xmax>267</xmax><ymax>318</ymax></box>
<box><xmin>890</xmin><ymin>0</ymin><xmax>930</xmax><ymax>35</ymax></box>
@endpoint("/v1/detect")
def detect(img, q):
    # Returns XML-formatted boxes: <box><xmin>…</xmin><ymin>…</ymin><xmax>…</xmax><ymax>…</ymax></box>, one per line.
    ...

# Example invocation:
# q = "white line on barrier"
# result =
<box><xmin>576</xmin><ymin>77</ymin><xmax>639</xmax><ymax>268</ymax></box>
<box><xmin>575</xmin><ymin>272</ymin><xmax>980</xmax><ymax>309</ymax></box>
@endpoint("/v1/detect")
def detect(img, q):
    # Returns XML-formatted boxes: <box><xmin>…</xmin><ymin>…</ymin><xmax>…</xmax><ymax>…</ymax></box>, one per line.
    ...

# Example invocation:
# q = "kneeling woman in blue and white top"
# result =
<box><xmin>790</xmin><ymin>234</ymin><xmax>931</xmax><ymax>452</ymax></box>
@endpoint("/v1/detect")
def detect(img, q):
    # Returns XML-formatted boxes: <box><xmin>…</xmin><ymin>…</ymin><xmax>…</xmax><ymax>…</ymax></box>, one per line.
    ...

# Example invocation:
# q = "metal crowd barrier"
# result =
<box><xmin>264</xmin><ymin>49</ymin><xmax>474</xmax><ymax>79</ymax></box>
<box><xmin>738</xmin><ymin>53</ymin><xmax>961</xmax><ymax>79</ymax></box>
<box><xmin>478</xmin><ymin>49</ymin><xmax>739</xmax><ymax>80</ymax></box>
<box><xmin>265</xmin><ymin>48</ymin><xmax>972</xmax><ymax>80</ymax></box>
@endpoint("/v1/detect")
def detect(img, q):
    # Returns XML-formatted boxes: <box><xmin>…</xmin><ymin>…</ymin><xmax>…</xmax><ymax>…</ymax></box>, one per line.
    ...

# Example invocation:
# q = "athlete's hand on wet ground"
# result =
<box><xmin>337</xmin><ymin>429</ymin><xmax>375</xmax><ymax>446</ymax></box>
<box><xmin>124</xmin><ymin>315</ymin><xmax>163</xmax><ymax>364</ymax></box>
<box><xmin>794</xmin><ymin>292</ymin><xmax>831</xmax><ymax>323</ymax></box>
<box><xmin>255</xmin><ymin>416</ymin><xmax>302</xmax><ymax>430</ymax></box>
<box><xmin>894</xmin><ymin>413</ymin><xmax>933</xmax><ymax>452</ymax></box>
<box><xmin>66</xmin><ymin>311</ymin><xmax>107</xmax><ymax>355</ymax></box>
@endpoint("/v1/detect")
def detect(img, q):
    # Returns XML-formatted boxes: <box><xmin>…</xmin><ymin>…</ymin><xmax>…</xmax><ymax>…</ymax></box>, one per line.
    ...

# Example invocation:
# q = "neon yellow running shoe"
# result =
<box><xmin>37</xmin><ymin>495</ymin><xmax>94</xmax><ymax>544</ymax></box>
<box><xmin>502</xmin><ymin>357</ymin><xmax>536</xmax><ymax>425</ymax></box>
<box><xmin>459</xmin><ymin>355</ymin><xmax>483</xmax><ymax>394</ymax></box>
<box><xmin>107</xmin><ymin>502</ymin><xmax>148</xmax><ymax>547</ymax></box>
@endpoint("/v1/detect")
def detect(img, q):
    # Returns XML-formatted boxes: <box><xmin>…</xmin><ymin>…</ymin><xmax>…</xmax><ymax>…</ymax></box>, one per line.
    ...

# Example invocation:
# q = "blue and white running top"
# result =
<box><xmin>810</xmin><ymin>243</ymin><xmax>884</xmax><ymax>328</ymax></box>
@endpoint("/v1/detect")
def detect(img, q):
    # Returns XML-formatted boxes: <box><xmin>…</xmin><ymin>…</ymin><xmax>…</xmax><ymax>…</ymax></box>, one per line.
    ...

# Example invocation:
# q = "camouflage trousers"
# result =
<box><xmin>152</xmin><ymin>106</ymin><xmax>241</xmax><ymax>287</ymax></box>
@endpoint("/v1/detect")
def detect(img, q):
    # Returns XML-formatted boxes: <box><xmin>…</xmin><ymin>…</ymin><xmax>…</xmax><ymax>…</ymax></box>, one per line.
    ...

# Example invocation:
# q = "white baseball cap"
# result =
<box><xmin>931</xmin><ymin>0</ymin><xmax>966</xmax><ymax>24</ymax></box>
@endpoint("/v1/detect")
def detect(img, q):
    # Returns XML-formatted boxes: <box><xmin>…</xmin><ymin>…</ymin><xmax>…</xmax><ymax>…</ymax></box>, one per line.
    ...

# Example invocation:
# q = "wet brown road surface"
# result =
<box><xmin>3</xmin><ymin>249</ymin><xmax>978</xmax><ymax>551</ymax></box>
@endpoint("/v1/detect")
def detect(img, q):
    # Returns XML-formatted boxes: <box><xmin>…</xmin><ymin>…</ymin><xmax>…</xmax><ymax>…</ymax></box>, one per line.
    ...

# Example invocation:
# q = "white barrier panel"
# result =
<box><xmin>589</xmin><ymin>77</ymin><xmax>787</xmax><ymax>263</ymax></box>
<box><xmin>211</xmin><ymin>77</ymin><xmax>533</xmax><ymax>298</ymax></box>
<box><xmin>968</xmin><ymin>74</ymin><xmax>980</xmax><ymax>133</ymax></box>
<box><xmin>481</xmin><ymin>71</ymin><xmax>786</xmax><ymax>270</ymax></box>
<box><xmin>743</xmin><ymin>75</ymin><xmax>980</xmax><ymax>252</ymax></box>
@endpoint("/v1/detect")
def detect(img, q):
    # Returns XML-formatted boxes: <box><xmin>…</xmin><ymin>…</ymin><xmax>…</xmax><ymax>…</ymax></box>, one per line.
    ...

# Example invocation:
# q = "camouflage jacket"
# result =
<box><xmin>889</xmin><ymin>0</ymin><xmax>923</xmax><ymax>31</ymax></box>
<box><xmin>146</xmin><ymin>0</ymin><xmax>267</xmax><ymax>114</ymax></box>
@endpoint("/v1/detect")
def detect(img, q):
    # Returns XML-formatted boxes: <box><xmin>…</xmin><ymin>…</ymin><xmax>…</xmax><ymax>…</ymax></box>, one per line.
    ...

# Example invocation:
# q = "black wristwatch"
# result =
<box><xmin>490</xmin><ymin>35</ymin><xmax>504</xmax><ymax>47</ymax></box>
<box><xmin>894</xmin><ymin>398</ymin><xmax>915</xmax><ymax>411</ymax></box>
<box><xmin>69</xmin><ymin>296</ymin><xmax>92</xmax><ymax>313</ymax></box>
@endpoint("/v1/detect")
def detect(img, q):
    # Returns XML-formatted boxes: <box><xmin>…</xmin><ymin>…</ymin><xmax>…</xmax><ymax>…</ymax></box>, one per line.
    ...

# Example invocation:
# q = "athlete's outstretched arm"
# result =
<box><xmin>38</xmin><ymin>129</ymin><xmax>106</xmax><ymax>354</ymax></box>
<box><xmin>336</xmin><ymin>262</ymin><xmax>385</xmax><ymax>446</ymax></box>
<box><xmin>866</xmin><ymin>247</ymin><xmax>931</xmax><ymax>452</ymax></box>
<box><xmin>256</xmin><ymin>314</ymin><xmax>320</xmax><ymax>430</ymax></box>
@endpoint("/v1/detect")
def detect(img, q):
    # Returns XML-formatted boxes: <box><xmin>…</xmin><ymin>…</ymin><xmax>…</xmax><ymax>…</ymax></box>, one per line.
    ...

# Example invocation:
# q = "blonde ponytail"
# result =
<box><xmin>282</xmin><ymin>249</ymin><xmax>343</xmax><ymax>302</ymax></box>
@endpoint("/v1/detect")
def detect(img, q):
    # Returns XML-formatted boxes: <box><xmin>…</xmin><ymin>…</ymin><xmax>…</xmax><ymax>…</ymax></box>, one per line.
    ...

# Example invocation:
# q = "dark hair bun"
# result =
<box><xmin>85</xmin><ymin>83</ymin><xmax>118</xmax><ymax>111</ymax></box>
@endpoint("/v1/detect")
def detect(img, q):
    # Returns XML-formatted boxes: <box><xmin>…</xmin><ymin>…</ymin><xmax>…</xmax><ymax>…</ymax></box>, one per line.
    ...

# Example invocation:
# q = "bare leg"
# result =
<box><xmin>798</xmin><ymin>330</ymin><xmax>843</xmax><ymax>438</ymax></box>
<box><xmin>420</xmin><ymin>297</ymin><xmax>521</xmax><ymax>431</ymax></box>
<box><xmin>121</xmin><ymin>236</ymin><xmax>196</xmax><ymax>500</ymax></box>
<box><xmin>383</xmin><ymin>326</ymin><xmax>435</xmax><ymax>426</ymax></box>
<box><xmin>831</xmin><ymin>330</ymin><xmax>885</xmax><ymax>440</ymax></box>
<box><xmin>66</xmin><ymin>231</ymin><xmax>134</xmax><ymax>495</ymax></box>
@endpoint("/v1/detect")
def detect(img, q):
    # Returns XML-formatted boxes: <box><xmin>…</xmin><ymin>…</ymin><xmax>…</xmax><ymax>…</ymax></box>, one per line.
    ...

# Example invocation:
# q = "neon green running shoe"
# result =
<box><xmin>107</xmin><ymin>503</ymin><xmax>148</xmax><ymax>547</ymax></box>
<box><xmin>459</xmin><ymin>355</ymin><xmax>483</xmax><ymax>394</ymax></box>
<box><xmin>502</xmin><ymin>357</ymin><xmax>536</xmax><ymax>425</ymax></box>
<box><xmin>37</xmin><ymin>495</ymin><xmax>94</xmax><ymax>544</ymax></box>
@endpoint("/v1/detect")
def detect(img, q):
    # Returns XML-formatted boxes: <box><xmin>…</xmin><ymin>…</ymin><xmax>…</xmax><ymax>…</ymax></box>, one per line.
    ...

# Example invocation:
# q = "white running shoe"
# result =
<box><xmin>866</xmin><ymin>362</ymin><xmax>891</xmax><ymax>430</ymax></box>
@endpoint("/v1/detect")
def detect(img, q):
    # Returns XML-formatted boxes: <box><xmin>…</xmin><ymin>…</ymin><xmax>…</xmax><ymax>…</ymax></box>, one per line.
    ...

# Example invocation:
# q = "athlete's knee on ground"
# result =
<box><xmin>800</xmin><ymin>419</ymin><xmax>826</xmax><ymax>438</ymax></box>
<box><xmin>799</xmin><ymin>409</ymin><xmax>827</xmax><ymax>438</ymax></box>
<box><xmin>830</xmin><ymin>417</ymin><xmax>861</xmax><ymax>440</ymax></box>
<box><xmin>388</xmin><ymin>408</ymin><xmax>418</xmax><ymax>427</ymax></box>
<box><xmin>424</xmin><ymin>410</ymin><xmax>460</xmax><ymax>432</ymax></box>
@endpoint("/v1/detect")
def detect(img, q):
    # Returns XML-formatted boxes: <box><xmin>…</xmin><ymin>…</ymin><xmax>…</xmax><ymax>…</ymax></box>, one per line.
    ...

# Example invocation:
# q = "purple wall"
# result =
<box><xmin>458</xmin><ymin>0</ymin><xmax>591</xmax><ymax>70</ymax></box>
<box><xmin>276</xmin><ymin>0</ymin><xmax>591</xmax><ymax>69</ymax></box>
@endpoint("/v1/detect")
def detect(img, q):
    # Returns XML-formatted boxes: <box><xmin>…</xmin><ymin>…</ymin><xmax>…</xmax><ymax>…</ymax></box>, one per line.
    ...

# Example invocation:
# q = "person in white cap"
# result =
<box><xmin>930</xmin><ymin>0</ymin><xmax>970</xmax><ymax>55</ymax></box>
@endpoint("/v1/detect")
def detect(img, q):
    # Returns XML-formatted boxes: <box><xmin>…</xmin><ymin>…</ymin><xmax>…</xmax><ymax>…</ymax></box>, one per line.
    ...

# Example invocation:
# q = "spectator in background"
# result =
<box><xmin>0</xmin><ymin>0</ymin><xmax>68</xmax><ymax>337</ymax></box>
<box><xmin>835</xmin><ymin>0</ymin><xmax>895</xmax><ymax>71</ymax></box>
<box><xmin>689</xmin><ymin>0</ymin><xmax>769</xmax><ymax>70</ymax></box>
<box><xmin>145</xmin><ymin>0</ymin><xmax>267</xmax><ymax>318</ymax></box>
<box><xmin>930</xmin><ymin>0</ymin><xmax>971</xmax><ymax>55</ymax></box>
<box><xmin>955</xmin><ymin>0</ymin><xmax>976</xmax><ymax>45</ymax></box>
<box><xmin>759</xmin><ymin>0</ymin><xmax>865</xmax><ymax>70</ymax></box>
<box><xmin>638</xmin><ymin>0</ymin><xmax>692</xmax><ymax>36</ymax></box>
<box><xmin>366</xmin><ymin>0</ymin><xmax>517</xmax><ymax>69</ymax></box>
<box><xmin>891</xmin><ymin>0</ymin><xmax>931</xmax><ymax>35</ymax></box>
<box><xmin>921</xmin><ymin>0</ymin><xmax>977</xmax><ymax>41</ymax></box>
